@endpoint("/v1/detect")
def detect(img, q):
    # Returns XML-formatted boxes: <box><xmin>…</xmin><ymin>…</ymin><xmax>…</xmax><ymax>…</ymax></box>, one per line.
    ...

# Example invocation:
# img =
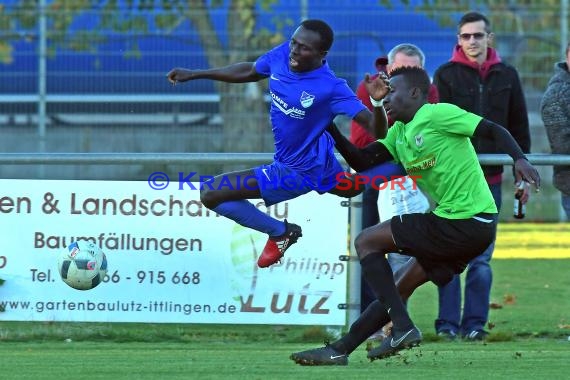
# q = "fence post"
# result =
<box><xmin>347</xmin><ymin>193</ymin><xmax>362</xmax><ymax>327</ymax></box>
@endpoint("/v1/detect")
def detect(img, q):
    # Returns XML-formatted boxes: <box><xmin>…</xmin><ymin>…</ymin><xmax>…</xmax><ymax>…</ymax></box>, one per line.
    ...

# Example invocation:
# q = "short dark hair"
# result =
<box><xmin>458</xmin><ymin>11</ymin><xmax>491</xmax><ymax>33</ymax></box>
<box><xmin>389</xmin><ymin>66</ymin><xmax>430</xmax><ymax>96</ymax></box>
<box><xmin>300</xmin><ymin>19</ymin><xmax>334</xmax><ymax>52</ymax></box>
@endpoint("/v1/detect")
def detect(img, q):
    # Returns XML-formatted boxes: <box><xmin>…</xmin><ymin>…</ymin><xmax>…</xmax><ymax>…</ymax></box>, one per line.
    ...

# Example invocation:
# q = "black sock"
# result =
<box><xmin>360</xmin><ymin>253</ymin><xmax>414</xmax><ymax>333</ymax></box>
<box><xmin>331</xmin><ymin>300</ymin><xmax>389</xmax><ymax>354</ymax></box>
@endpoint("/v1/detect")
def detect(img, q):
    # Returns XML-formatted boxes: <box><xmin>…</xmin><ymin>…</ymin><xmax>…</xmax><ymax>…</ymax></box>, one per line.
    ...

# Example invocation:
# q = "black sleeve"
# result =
<box><xmin>473</xmin><ymin>118</ymin><xmax>527</xmax><ymax>162</ymax></box>
<box><xmin>433</xmin><ymin>66</ymin><xmax>452</xmax><ymax>103</ymax></box>
<box><xmin>506</xmin><ymin>68</ymin><xmax>531</xmax><ymax>153</ymax></box>
<box><xmin>326</xmin><ymin>122</ymin><xmax>393</xmax><ymax>172</ymax></box>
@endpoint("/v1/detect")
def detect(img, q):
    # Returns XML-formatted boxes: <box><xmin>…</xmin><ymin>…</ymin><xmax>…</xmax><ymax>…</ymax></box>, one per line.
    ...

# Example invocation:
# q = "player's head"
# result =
<box><xmin>457</xmin><ymin>11</ymin><xmax>493</xmax><ymax>62</ymax></box>
<box><xmin>458</xmin><ymin>11</ymin><xmax>491</xmax><ymax>33</ymax></box>
<box><xmin>300</xmin><ymin>19</ymin><xmax>334</xmax><ymax>51</ymax></box>
<box><xmin>387</xmin><ymin>43</ymin><xmax>426</xmax><ymax>73</ymax></box>
<box><xmin>383</xmin><ymin>66</ymin><xmax>430</xmax><ymax>123</ymax></box>
<box><xmin>289</xmin><ymin>19</ymin><xmax>333</xmax><ymax>72</ymax></box>
<box><xmin>566</xmin><ymin>42</ymin><xmax>570</xmax><ymax>68</ymax></box>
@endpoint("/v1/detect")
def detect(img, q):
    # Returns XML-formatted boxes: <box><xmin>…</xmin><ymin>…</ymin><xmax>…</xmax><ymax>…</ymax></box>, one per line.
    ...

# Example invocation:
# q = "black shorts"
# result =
<box><xmin>391</xmin><ymin>212</ymin><xmax>497</xmax><ymax>286</ymax></box>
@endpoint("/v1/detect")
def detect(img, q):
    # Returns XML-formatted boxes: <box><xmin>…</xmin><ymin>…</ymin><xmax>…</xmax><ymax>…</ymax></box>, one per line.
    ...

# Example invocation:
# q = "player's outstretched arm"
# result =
<box><xmin>473</xmin><ymin>119</ymin><xmax>541</xmax><ymax>190</ymax></box>
<box><xmin>166</xmin><ymin>62</ymin><xmax>265</xmax><ymax>84</ymax></box>
<box><xmin>327</xmin><ymin>122</ymin><xmax>393</xmax><ymax>172</ymax></box>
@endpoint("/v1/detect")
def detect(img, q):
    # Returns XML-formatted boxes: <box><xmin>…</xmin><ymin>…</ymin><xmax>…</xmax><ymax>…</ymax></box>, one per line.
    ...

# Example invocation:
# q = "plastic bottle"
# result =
<box><xmin>513</xmin><ymin>181</ymin><xmax>526</xmax><ymax>219</ymax></box>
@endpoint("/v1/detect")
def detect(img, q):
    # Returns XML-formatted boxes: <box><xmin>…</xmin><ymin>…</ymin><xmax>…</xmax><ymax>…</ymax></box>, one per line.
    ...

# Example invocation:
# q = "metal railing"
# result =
<box><xmin>0</xmin><ymin>94</ymin><xmax>219</xmax><ymax>104</ymax></box>
<box><xmin>1</xmin><ymin>153</ymin><xmax>569</xmax><ymax>166</ymax></box>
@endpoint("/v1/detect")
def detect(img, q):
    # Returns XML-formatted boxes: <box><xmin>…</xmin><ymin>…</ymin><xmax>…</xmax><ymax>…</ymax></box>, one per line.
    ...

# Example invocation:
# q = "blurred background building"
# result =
<box><xmin>0</xmin><ymin>0</ymin><xmax>568</xmax><ymax>221</ymax></box>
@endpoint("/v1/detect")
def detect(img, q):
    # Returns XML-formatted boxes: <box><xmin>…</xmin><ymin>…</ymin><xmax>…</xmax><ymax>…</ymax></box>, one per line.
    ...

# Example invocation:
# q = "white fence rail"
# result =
<box><xmin>1</xmin><ymin>153</ymin><xmax>569</xmax><ymax>166</ymax></box>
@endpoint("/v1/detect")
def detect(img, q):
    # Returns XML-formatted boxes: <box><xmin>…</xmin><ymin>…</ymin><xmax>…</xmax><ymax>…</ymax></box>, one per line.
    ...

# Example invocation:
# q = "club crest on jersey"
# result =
<box><xmin>300</xmin><ymin>91</ymin><xmax>315</xmax><ymax>108</ymax></box>
<box><xmin>415</xmin><ymin>134</ymin><xmax>424</xmax><ymax>147</ymax></box>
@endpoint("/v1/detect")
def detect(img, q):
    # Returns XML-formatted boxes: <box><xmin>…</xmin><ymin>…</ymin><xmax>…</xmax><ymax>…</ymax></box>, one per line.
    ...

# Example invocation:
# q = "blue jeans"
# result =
<box><xmin>562</xmin><ymin>193</ymin><xmax>570</xmax><ymax>220</ymax></box>
<box><xmin>435</xmin><ymin>183</ymin><xmax>502</xmax><ymax>335</ymax></box>
<box><xmin>387</xmin><ymin>253</ymin><xmax>411</xmax><ymax>273</ymax></box>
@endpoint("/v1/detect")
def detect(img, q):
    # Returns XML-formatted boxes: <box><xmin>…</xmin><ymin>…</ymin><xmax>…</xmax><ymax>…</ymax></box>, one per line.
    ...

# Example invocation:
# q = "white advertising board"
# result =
<box><xmin>0</xmin><ymin>179</ymin><xmax>348</xmax><ymax>325</ymax></box>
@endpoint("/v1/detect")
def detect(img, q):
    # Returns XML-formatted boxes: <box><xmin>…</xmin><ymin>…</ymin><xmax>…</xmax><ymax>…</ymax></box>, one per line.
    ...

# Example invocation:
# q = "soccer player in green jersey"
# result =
<box><xmin>290</xmin><ymin>66</ymin><xmax>540</xmax><ymax>366</ymax></box>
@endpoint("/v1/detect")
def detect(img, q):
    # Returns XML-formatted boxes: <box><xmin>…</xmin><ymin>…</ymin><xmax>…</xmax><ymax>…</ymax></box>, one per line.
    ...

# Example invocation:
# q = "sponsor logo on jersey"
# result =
<box><xmin>406</xmin><ymin>154</ymin><xmax>436</xmax><ymax>173</ymax></box>
<box><xmin>270</xmin><ymin>91</ymin><xmax>306</xmax><ymax>119</ymax></box>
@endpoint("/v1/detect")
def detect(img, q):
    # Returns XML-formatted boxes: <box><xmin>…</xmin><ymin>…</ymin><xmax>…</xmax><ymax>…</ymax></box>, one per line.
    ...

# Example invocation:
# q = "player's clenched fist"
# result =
<box><xmin>166</xmin><ymin>68</ymin><xmax>193</xmax><ymax>85</ymax></box>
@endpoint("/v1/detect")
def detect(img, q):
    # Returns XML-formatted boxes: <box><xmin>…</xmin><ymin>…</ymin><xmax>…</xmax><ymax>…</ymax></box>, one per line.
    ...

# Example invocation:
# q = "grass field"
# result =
<box><xmin>494</xmin><ymin>223</ymin><xmax>570</xmax><ymax>258</ymax></box>
<box><xmin>0</xmin><ymin>340</ymin><xmax>568</xmax><ymax>380</ymax></box>
<box><xmin>1</xmin><ymin>224</ymin><xmax>569</xmax><ymax>379</ymax></box>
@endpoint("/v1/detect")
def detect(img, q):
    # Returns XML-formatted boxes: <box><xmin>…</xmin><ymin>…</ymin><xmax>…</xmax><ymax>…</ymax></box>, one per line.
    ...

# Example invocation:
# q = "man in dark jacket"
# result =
<box><xmin>541</xmin><ymin>42</ymin><xmax>570</xmax><ymax>220</ymax></box>
<box><xmin>433</xmin><ymin>11</ymin><xmax>531</xmax><ymax>341</ymax></box>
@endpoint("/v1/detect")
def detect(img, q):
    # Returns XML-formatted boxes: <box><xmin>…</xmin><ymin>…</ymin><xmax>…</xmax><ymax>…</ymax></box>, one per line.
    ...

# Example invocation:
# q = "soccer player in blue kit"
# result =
<box><xmin>167</xmin><ymin>19</ymin><xmax>397</xmax><ymax>268</ymax></box>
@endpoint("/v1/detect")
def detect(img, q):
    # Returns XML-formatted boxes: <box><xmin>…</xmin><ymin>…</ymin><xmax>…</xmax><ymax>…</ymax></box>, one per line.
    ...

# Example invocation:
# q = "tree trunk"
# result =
<box><xmin>186</xmin><ymin>0</ymin><xmax>273</xmax><ymax>154</ymax></box>
<box><xmin>218</xmin><ymin>81</ymin><xmax>272</xmax><ymax>153</ymax></box>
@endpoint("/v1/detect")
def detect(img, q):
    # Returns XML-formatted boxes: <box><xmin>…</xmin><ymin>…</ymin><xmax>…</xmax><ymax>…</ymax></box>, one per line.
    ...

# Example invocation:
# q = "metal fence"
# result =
<box><xmin>1</xmin><ymin>1</ymin><xmax>569</xmax><ymax>220</ymax></box>
<box><xmin>1</xmin><ymin>1</ymin><xmax>567</xmax><ymax>140</ymax></box>
<box><xmin>0</xmin><ymin>152</ymin><xmax>569</xmax><ymax>223</ymax></box>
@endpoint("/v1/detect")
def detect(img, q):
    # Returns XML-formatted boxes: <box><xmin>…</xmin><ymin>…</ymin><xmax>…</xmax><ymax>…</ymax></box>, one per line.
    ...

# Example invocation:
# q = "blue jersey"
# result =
<box><xmin>255</xmin><ymin>42</ymin><xmax>366</xmax><ymax>190</ymax></box>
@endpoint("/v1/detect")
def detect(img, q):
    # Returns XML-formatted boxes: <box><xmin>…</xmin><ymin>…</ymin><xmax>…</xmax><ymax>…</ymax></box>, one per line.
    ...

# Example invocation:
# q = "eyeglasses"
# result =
<box><xmin>459</xmin><ymin>32</ymin><xmax>487</xmax><ymax>41</ymax></box>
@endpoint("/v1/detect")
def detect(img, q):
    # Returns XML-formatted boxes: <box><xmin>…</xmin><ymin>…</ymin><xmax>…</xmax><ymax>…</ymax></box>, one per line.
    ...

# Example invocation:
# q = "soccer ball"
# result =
<box><xmin>58</xmin><ymin>240</ymin><xmax>108</xmax><ymax>290</ymax></box>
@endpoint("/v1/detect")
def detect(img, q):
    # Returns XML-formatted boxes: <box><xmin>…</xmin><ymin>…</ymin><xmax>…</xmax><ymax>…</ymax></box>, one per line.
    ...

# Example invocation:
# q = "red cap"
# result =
<box><xmin>375</xmin><ymin>56</ymin><xmax>388</xmax><ymax>72</ymax></box>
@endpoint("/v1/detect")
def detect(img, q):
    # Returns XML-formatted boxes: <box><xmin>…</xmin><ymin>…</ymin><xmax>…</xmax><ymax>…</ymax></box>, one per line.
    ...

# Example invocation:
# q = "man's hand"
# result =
<box><xmin>514</xmin><ymin>158</ymin><xmax>541</xmax><ymax>198</ymax></box>
<box><xmin>166</xmin><ymin>68</ymin><xmax>193</xmax><ymax>85</ymax></box>
<box><xmin>364</xmin><ymin>72</ymin><xmax>390</xmax><ymax>103</ymax></box>
<box><xmin>518</xmin><ymin>181</ymin><xmax>531</xmax><ymax>204</ymax></box>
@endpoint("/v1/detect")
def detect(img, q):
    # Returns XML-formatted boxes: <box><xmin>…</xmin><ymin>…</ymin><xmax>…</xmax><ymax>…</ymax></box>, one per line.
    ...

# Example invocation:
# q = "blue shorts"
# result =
<box><xmin>360</xmin><ymin>162</ymin><xmax>407</xmax><ymax>187</ymax></box>
<box><xmin>253</xmin><ymin>161</ymin><xmax>407</xmax><ymax>206</ymax></box>
<box><xmin>253</xmin><ymin>161</ymin><xmax>338</xmax><ymax>206</ymax></box>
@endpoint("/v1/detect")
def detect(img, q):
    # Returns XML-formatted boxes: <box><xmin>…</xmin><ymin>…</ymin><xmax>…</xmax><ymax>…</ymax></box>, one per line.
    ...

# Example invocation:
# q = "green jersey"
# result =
<box><xmin>380</xmin><ymin>103</ymin><xmax>498</xmax><ymax>219</ymax></box>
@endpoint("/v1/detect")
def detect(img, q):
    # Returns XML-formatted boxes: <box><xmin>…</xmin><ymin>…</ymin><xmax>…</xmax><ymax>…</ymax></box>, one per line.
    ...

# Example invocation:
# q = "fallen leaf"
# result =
<box><xmin>503</xmin><ymin>294</ymin><xmax>517</xmax><ymax>305</ymax></box>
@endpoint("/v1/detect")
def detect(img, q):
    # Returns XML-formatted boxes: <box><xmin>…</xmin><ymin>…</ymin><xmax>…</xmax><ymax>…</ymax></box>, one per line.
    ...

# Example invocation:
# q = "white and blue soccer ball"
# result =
<box><xmin>58</xmin><ymin>240</ymin><xmax>108</xmax><ymax>290</ymax></box>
